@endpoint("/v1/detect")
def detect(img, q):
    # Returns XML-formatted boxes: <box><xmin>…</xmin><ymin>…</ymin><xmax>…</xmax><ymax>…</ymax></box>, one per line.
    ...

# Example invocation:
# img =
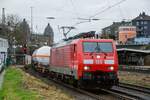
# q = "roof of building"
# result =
<box><xmin>102</xmin><ymin>21</ymin><xmax>132</xmax><ymax>30</ymax></box>
<box><xmin>133</xmin><ymin>12</ymin><xmax>150</xmax><ymax>21</ymax></box>
<box><xmin>43</xmin><ymin>23</ymin><xmax>54</xmax><ymax>36</ymax></box>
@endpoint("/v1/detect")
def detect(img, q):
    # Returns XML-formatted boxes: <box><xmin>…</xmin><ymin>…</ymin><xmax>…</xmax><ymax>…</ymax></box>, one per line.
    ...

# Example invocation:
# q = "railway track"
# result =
<box><xmin>110</xmin><ymin>83</ymin><xmax>150</xmax><ymax>100</ymax></box>
<box><xmin>51</xmin><ymin>78</ymin><xmax>140</xmax><ymax>100</ymax></box>
<box><xmin>119</xmin><ymin>82</ymin><xmax>150</xmax><ymax>94</ymax></box>
<box><xmin>23</xmin><ymin>67</ymin><xmax>150</xmax><ymax>100</ymax></box>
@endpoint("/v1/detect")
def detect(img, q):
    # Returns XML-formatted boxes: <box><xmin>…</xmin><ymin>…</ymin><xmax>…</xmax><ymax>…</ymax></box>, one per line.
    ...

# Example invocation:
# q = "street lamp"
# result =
<box><xmin>46</xmin><ymin>17</ymin><xmax>55</xmax><ymax>20</ymax></box>
<box><xmin>75</xmin><ymin>17</ymin><xmax>100</xmax><ymax>26</ymax></box>
<box><xmin>12</xmin><ymin>37</ymin><xmax>17</xmax><ymax>65</ymax></box>
<box><xmin>77</xmin><ymin>17</ymin><xmax>100</xmax><ymax>21</ymax></box>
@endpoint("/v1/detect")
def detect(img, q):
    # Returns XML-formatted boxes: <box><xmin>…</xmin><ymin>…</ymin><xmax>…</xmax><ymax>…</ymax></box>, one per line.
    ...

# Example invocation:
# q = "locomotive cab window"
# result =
<box><xmin>83</xmin><ymin>42</ymin><xmax>113</xmax><ymax>53</ymax></box>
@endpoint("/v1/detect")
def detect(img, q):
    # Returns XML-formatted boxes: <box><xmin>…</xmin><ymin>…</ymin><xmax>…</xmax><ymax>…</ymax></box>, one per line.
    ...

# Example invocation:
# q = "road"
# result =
<box><xmin>0</xmin><ymin>70</ymin><xmax>5</xmax><ymax>89</ymax></box>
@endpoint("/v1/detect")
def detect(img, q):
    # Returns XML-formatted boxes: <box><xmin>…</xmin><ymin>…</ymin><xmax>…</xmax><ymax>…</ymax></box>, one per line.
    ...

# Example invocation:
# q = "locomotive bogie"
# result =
<box><xmin>79</xmin><ymin>71</ymin><xmax>118</xmax><ymax>89</ymax></box>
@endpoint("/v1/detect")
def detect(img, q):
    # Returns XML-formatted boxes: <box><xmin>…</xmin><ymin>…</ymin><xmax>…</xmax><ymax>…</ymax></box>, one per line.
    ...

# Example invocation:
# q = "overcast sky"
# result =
<box><xmin>0</xmin><ymin>0</ymin><xmax>150</xmax><ymax>42</ymax></box>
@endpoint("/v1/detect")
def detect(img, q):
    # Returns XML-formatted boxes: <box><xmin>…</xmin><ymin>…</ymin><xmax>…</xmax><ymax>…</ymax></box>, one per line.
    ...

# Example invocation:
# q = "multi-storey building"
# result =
<box><xmin>118</xmin><ymin>26</ymin><xmax>136</xmax><ymax>44</ymax></box>
<box><xmin>0</xmin><ymin>37</ymin><xmax>8</xmax><ymax>71</ymax></box>
<box><xmin>132</xmin><ymin>12</ymin><xmax>150</xmax><ymax>38</ymax></box>
<box><xmin>101</xmin><ymin>21</ymin><xmax>132</xmax><ymax>40</ymax></box>
<box><xmin>31</xmin><ymin>23</ymin><xmax>54</xmax><ymax>47</ymax></box>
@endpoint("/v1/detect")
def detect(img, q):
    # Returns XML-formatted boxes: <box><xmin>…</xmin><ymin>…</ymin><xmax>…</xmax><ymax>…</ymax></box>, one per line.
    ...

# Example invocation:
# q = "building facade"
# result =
<box><xmin>31</xmin><ymin>23</ymin><xmax>54</xmax><ymax>47</ymax></box>
<box><xmin>118</xmin><ymin>26</ymin><xmax>136</xmax><ymax>44</ymax></box>
<box><xmin>31</xmin><ymin>34</ymin><xmax>50</xmax><ymax>47</ymax></box>
<box><xmin>101</xmin><ymin>21</ymin><xmax>132</xmax><ymax>40</ymax></box>
<box><xmin>132</xmin><ymin>12</ymin><xmax>150</xmax><ymax>38</ymax></box>
<box><xmin>0</xmin><ymin>37</ymin><xmax>8</xmax><ymax>71</ymax></box>
<box><xmin>43</xmin><ymin>23</ymin><xmax>54</xmax><ymax>46</ymax></box>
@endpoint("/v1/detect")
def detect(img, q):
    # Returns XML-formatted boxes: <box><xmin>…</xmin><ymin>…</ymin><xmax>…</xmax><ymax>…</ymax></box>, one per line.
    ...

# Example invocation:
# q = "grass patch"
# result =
<box><xmin>0</xmin><ymin>67</ymin><xmax>39</xmax><ymax>100</ymax></box>
<box><xmin>119</xmin><ymin>71</ymin><xmax>150</xmax><ymax>88</ymax></box>
<box><xmin>0</xmin><ymin>67</ymin><xmax>74</xmax><ymax>100</ymax></box>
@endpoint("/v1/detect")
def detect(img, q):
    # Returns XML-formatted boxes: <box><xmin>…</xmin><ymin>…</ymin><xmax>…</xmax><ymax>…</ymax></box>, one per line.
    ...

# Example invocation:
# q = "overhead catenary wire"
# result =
<box><xmin>89</xmin><ymin>0</ymin><xmax>127</xmax><ymax>19</ymax></box>
<box><xmin>117</xmin><ymin>0</ymin><xmax>125</xmax><ymax>20</ymax></box>
<box><xmin>52</xmin><ymin>0</ymin><xmax>128</xmax><ymax>37</ymax></box>
<box><xmin>69</xmin><ymin>0</ymin><xmax>79</xmax><ymax>18</ymax></box>
<box><xmin>71</xmin><ymin>0</ymin><xmax>127</xmax><ymax>27</ymax></box>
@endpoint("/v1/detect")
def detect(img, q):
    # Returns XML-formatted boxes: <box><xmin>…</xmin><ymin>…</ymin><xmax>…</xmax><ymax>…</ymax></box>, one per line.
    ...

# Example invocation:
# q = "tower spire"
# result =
<box><xmin>2</xmin><ymin>8</ymin><xmax>6</xmax><ymax>25</ymax></box>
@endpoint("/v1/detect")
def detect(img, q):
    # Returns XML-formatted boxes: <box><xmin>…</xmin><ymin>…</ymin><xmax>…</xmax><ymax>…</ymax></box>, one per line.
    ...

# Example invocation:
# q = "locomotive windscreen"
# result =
<box><xmin>83</xmin><ymin>42</ymin><xmax>113</xmax><ymax>53</ymax></box>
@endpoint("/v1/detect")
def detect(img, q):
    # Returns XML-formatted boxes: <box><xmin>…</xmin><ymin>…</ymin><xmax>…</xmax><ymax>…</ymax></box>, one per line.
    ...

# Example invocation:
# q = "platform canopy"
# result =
<box><xmin>117</xmin><ymin>48</ymin><xmax>150</xmax><ymax>54</ymax></box>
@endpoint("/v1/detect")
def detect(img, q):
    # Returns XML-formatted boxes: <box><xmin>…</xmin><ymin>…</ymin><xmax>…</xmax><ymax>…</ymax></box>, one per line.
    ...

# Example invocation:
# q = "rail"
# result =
<box><xmin>119</xmin><ymin>82</ymin><xmax>150</xmax><ymax>94</ymax></box>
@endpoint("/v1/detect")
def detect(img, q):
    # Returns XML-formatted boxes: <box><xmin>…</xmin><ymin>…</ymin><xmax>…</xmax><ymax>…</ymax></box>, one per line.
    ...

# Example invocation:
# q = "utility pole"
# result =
<box><xmin>31</xmin><ymin>7</ymin><xmax>33</xmax><ymax>35</ymax></box>
<box><xmin>13</xmin><ymin>37</ymin><xmax>16</xmax><ymax>65</ymax></box>
<box><xmin>26</xmin><ymin>7</ymin><xmax>33</xmax><ymax>55</ymax></box>
<box><xmin>2</xmin><ymin>8</ymin><xmax>6</xmax><ymax>25</ymax></box>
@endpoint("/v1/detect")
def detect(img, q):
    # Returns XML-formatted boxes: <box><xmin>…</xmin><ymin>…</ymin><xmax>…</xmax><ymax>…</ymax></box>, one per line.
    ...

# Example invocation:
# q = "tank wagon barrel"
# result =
<box><xmin>32</xmin><ymin>46</ymin><xmax>51</xmax><ymax>73</ymax></box>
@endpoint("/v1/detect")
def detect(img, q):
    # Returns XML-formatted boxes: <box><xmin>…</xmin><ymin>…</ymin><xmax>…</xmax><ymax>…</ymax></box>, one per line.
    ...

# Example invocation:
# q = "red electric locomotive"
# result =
<box><xmin>49</xmin><ymin>38</ymin><xmax>119</xmax><ymax>89</ymax></box>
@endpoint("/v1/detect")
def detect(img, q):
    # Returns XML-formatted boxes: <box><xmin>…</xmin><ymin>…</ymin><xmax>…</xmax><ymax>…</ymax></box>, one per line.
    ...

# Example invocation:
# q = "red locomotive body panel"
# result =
<box><xmin>51</xmin><ymin>45</ymin><xmax>73</xmax><ymax>67</ymax></box>
<box><xmin>77</xmin><ymin>39</ymin><xmax>118</xmax><ymax>78</ymax></box>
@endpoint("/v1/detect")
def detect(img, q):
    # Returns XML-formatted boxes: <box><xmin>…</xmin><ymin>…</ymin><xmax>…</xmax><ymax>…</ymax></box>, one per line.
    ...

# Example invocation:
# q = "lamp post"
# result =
<box><xmin>46</xmin><ymin>17</ymin><xmax>55</xmax><ymax>20</ymax></box>
<box><xmin>12</xmin><ymin>37</ymin><xmax>16</xmax><ymax>65</ymax></box>
<box><xmin>77</xmin><ymin>17</ymin><xmax>100</xmax><ymax>21</ymax></box>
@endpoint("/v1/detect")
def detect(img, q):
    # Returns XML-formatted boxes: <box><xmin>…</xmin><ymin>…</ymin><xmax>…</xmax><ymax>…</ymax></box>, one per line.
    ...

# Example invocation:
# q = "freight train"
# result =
<box><xmin>32</xmin><ymin>39</ymin><xmax>119</xmax><ymax>89</ymax></box>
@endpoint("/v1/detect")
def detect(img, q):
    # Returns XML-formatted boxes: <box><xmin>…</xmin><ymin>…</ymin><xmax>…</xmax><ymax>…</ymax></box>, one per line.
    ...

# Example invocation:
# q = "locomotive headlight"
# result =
<box><xmin>84</xmin><ymin>66</ymin><xmax>90</xmax><ymax>70</ymax></box>
<box><xmin>108</xmin><ymin>66</ymin><xmax>114</xmax><ymax>71</ymax></box>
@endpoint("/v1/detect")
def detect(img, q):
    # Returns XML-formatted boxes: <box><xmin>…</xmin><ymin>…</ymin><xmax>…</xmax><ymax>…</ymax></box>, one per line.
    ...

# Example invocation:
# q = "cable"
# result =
<box><xmin>69</xmin><ymin>0</ymin><xmax>79</xmax><ymax>18</ymax></box>
<box><xmin>117</xmin><ymin>0</ymin><xmax>125</xmax><ymax>20</ymax></box>
<box><xmin>89</xmin><ymin>0</ymin><xmax>127</xmax><ymax>19</ymax></box>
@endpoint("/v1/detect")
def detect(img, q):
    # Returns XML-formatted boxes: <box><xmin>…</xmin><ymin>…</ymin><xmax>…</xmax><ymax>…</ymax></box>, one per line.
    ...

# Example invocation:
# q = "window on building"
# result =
<box><xmin>140</xmin><ymin>17</ymin><xmax>143</xmax><ymax>19</ymax></box>
<box><xmin>144</xmin><ymin>26</ymin><xmax>147</xmax><ymax>30</ymax></box>
<box><xmin>144</xmin><ymin>21</ymin><xmax>147</xmax><ymax>24</ymax></box>
<box><xmin>0</xmin><ymin>42</ymin><xmax>2</xmax><ymax>47</ymax></box>
<box><xmin>136</xmin><ymin>22</ymin><xmax>139</xmax><ymax>26</ymax></box>
<box><xmin>141</xmin><ymin>32</ymin><xmax>143</xmax><ymax>35</ymax></box>
<box><xmin>141</xmin><ymin>27</ymin><xmax>143</xmax><ymax>30</ymax></box>
<box><xmin>141</xmin><ymin>21</ymin><xmax>143</xmax><ymax>24</ymax></box>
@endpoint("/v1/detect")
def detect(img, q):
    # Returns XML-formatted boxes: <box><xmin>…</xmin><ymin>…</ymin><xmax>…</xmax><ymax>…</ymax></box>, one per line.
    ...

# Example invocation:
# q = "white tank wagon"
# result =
<box><xmin>32</xmin><ymin>46</ymin><xmax>51</xmax><ymax>66</ymax></box>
